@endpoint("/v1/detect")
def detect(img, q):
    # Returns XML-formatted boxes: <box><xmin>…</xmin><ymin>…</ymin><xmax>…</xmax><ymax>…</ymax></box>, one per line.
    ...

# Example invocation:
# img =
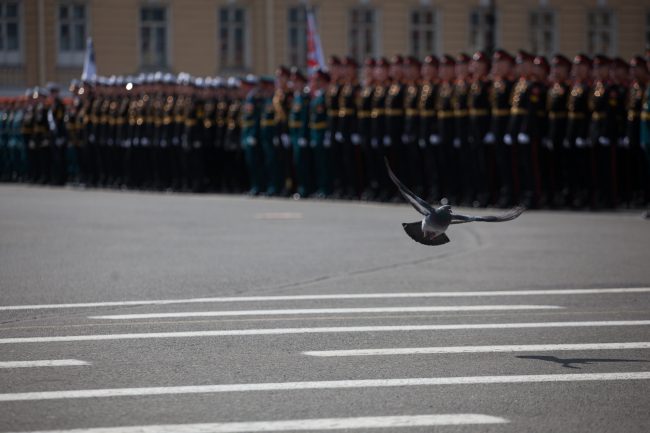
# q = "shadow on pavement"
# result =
<box><xmin>516</xmin><ymin>355</ymin><xmax>650</xmax><ymax>369</ymax></box>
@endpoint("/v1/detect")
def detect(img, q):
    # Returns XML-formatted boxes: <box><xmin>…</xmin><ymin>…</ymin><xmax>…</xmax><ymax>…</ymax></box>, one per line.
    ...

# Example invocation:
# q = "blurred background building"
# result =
<box><xmin>0</xmin><ymin>0</ymin><xmax>648</xmax><ymax>93</ymax></box>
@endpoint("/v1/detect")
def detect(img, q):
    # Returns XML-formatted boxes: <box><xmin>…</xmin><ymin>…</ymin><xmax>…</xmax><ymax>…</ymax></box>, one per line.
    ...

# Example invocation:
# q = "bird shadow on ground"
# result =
<box><xmin>516</xmin><ymin>355</ymin><xmax>650</xmax><ymax>369</ymax></box>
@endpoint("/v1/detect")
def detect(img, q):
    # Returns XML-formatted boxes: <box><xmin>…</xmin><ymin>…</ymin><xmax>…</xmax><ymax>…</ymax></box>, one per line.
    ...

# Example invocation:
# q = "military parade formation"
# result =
<box><xmin>1</xmin><ymin>50</ymin><xmax>650</xmax><ymax>209</ymax></box>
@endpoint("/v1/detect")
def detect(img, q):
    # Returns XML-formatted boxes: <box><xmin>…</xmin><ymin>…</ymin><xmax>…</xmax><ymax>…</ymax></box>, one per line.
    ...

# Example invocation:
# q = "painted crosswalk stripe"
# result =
<box><xmin>303</xmin><ymin>342</ymin><xmax>650</xmax><ymax>357</ymax></box>
<box><xmin>89</xmin><ymin>305</ymin><xmax>562</xmax><ymax>320</ymax></box>
<box><xmin>0</xmin><ymin>360</ymin><xmax>89</xmax><ymax>368</ymax></box>
<box><xmin>0</xmin><ymin>372</ymin><xmax>649</xmax><ymax>402</ymax></box>
<box><xmin>3</xmin><ymin>414</ymin><xmax>508</xmax><ymax>432</ymax></box>
<box><xmin>2</xmin><ymin>320</ymin><xmax>650</xmax><ymax>344</ymax></box>
<box><xmin>1</xmin><ymin>287</ymin><xmax>647</xmax><ymax>311</ymax></box>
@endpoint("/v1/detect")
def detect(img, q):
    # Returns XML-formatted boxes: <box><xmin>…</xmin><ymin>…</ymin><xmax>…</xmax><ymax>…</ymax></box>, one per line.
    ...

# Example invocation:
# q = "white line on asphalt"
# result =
<box><xmin>0</xmin><ymin>360</ymin><xmax>89</xmax><ymax>368</ymax></box>
<box><xmin>2</xmin><ymin>320</ymin><xmax>650</xmax><ymax>344</ymax></box>
<box><xmin>3</xmin><ymin>414</ymin><xmax>509</xmax><ymax>433</ymax></box>
<box><xmin>1</xmin><ymin>288</ymin><xmax>647</xmax><ymax>311</ymax></box>
<box><xmin>1</xmin><ymin>372</ymin><xmax>649</xmax><ymax>402</ymax></box>
<box><xmin>88</xmin><ymin>305</ymin><xmax>562</xmax><ymax>320</ymax></box>
<box><xmin>303</xmin><ymin>342</ymin><xmax>650</xmax><ymax>357</ymax></box>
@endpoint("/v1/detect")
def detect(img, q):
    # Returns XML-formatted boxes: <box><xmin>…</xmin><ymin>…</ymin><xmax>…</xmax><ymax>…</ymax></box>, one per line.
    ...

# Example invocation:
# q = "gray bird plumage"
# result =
<box><xmin>385</xmin><ymin>158</ymin><xmax>525</xmax><ymax>245</ymax></box>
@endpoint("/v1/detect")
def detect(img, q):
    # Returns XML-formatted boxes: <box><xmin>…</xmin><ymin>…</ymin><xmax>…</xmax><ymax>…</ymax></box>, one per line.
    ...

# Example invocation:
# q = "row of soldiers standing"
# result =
<box><xmin>1</xmin><ymin>50</ymin><xmax>650</xmax><ymax>209</ymax></box>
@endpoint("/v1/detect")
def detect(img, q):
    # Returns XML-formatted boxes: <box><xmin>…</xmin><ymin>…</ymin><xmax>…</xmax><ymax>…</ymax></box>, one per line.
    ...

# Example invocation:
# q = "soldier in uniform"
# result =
<box><xmin>566</xmin><ymin>54</ymin><xmax>593</xmax><ymax>208</ymax></box>
<box><xmin>453</xmin><ymin>53</ymin><xmax>472</xmax><ymax>204</ymax></box>
<box><xmin>545</xmin><ymin>54</ymin><xmax>572</xmax><ymax>207</ymax></box>
<box><xmin>370</xmin><ymin>58</ymin><xmax>390</xmax><ymax>200</ymax></box>
<box><xmin>468</xmin><ymin>51</ymin><xmax>492</xmax><ymax>206</ymax></box>
<box><xmin>288</xmin><ymin>68</ymin><xmax>311</xmax><ymax>198</ymax></box>
<box><xmin>489</xmin><ymin>49</ymin><xmax>516</xmax><ymax>207</ymax></box>
<box><xmin>436</xmin><ymin>55</ymin><xmax>457</xmax><ymax>203</ymax></box>
<box><xmin>402</xmin><ymin>56</ymin><xmax>423</xmax><ymax>197</ymax></box>
<box><xmin>417</xmin><ymin>55</ymin><xmax>441</xmax><ymax>202</ymax></box>
<box><xmin>589</xmin><ymin>55</ymin><xmax>620</xmax><ymax>208</ymax></box>
<box><xmin>357</xmin><ymin>58</ymin><xmax>376</xmax><ymax>200</ymax></box>
<box><xmin>260</xmin><ymin>76</ymin><xmax>281</xmax><ymax>196</ymax></box>
<box><xmin>45</xmin><ymin>83</ymin><xmax>67</xmax><ymax>185</ymax></box>
<box><xmin>611</xmin><ymin>58</ymin><xmax>632</xmax><ymax>205</ymax></box>
<box><xmin>641</xmin><ymin>61</ymin><xmax>650</xmax><ymax>212</ymax></box>
<box><xmin>309</xmin><ymin>69</ymin><xmax>332</xmax><ymax>198</ymax></box>
<box><xmin>336</xmin><ymin>56</ymin><xmax>361</xmax><ymax>198</ymax></box>
<box><xmin>222</xmin><ymin>77</ymin><xmax>244</xmax><ymax>193</ymax></box>
<box><xmin>241</xmin><ymin>75</ymin><xmax>263</xmax><ymax>195</ymax></box>
<box><xmin>384</xmin><ymin>55</ymin><xmax>406</xmax><ymax>201</ymax></box>
<box><xmin>273</xmin><ymin>66</ymin><xmax>293</xmax><ymax>196</ymax></box>
<box><xmin>213</xmin><ymin>78</ymin><xmax>229</xmax><ymax>192</ymax></box>
<box><xmin>626</xmin><ymin>57</ymin><xmax>649</xmax><ymax>205</ymax></box>
<box><xmin>7</xmin><ymin>97</ymin><xmax>27</xmax><ymax>181</ymax></box>
<box><xmin>33</xmin><ymin>88</ymin><xmax>50</xmax><ymax>184</ymax></box>
<box><xmin>325</xmin><ymin>56</ymin><xmax>343</xmax><ymax>196</ymax></box>
<box><xmin>532</xmin><ymin>56</ymin><xmax>550</xmax><ymax>207</ymax></box>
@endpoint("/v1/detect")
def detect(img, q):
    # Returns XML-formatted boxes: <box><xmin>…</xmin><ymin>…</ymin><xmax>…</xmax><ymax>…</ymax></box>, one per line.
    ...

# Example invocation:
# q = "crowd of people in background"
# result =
<box><xmin>1</xmin><ymin>49</ymin><xmax>650</xmax><ymax>210</ymax></box>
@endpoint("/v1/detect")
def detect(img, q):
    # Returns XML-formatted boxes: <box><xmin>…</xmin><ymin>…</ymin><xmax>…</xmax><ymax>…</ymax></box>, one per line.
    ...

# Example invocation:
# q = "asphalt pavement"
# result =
<box><xmin>0</xmin><ymin>184</ymin><xmax>649</xmax><ymax>432</ymax></box>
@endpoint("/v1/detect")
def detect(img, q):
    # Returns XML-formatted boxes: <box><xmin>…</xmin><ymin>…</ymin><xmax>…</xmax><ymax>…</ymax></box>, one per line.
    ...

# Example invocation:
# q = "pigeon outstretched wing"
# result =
<box><xmin>402</xmin><ymin>222</ymin><xmax>451</xmax><ymax>246</ymax></box>
<box><xmin>385</xmin><ymin>158</ymin><xmax>433</xmax><ymax>216</ymax></box>
<box><xmin>450</xmin><ymin>206</ymin><xmax>526</xmax><ymax>224</ymax></box>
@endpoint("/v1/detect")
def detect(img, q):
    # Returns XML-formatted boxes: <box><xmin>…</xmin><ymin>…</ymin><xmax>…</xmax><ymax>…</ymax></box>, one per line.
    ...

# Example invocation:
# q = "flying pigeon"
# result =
<box><xmin>385</xmin><ymin>158</ymin><xmax>525</xmax><ymax>245</ymax></box>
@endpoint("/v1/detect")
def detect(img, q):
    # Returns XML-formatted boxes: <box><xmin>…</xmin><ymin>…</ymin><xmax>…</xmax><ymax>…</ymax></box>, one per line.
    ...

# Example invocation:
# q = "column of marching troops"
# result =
<box><xmin>1</xmin><ymin>49</ymin><xmax>650</xmax><ymax>210</ymax></box>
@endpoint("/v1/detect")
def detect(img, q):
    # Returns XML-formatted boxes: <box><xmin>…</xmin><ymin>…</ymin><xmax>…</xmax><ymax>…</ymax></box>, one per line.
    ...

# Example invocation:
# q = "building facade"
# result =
<box><xmin>1</xmin><ymin>0</ymin><xmax>648</xmax><ymax>91</ymax></box>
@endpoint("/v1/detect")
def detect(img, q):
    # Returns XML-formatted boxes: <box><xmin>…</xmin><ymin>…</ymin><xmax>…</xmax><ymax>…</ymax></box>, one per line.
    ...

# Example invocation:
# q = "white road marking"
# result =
<box><xmin>304</xmin><ymin>342</ymin><xmax>650</xmax><ymax>357</ymax></box>
<box><xmin>2</xmin><ymin>320</ymin><xmax>650</xmax><ymax>344</ymax></box>
<box><xmin>3</xmin><ymin>414</ymin><xmax>508</xmax><ymax>432</ymax></box>
<box><xmin>1</xmin><ymin>287</ymin><xmax>647</xmax><ymax>311</ymax></box>
<box><xmin>89</xmin><ymin>305</ymin><xmax>562</xmax><ymax>320</ymax></box>
<box><xmin>0</xmin><ymin>360</ymin><xmax>89</xmax><ymax>368</ymax></box>
<box><xmin>1</xmin><ymin>372</ymin><xmax>649</xmax><ymax>402</ymax></box>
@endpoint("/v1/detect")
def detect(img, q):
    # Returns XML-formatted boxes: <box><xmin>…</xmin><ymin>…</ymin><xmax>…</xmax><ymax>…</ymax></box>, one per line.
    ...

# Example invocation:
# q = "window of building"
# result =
<box><xmin>587</xmin><ymin>9</ymin><xmax>616</xmax><ymax>56</ymax></box>
<box><xmin>349</xmin><ymin>8</ymin><xmax>377</xmax><ymax>63</ymax></box>
<box><xmin>0</xmin><ymin>0</ymin><xmax>21</xmax><ymax>65</ymax></box>
<box><xmin>58</xmin><ymin>2</ymin><xmax>87</xmax><ymax>66</ymax></box>
<box><xmin>410</xmin><ymin>8</ymin><xmax>438</xmax><ymax>58</ymax></box>
<box><xmin>469</xmin><ymin>6</ymin><xmax>497</xmax><ymax>53</ymax></box>
<box><xmin>287</xmin><ymin>6</ymin><xmax>307</xmax><ymax>69</ymax></box>
<box><xmin>140</xmin><ymin>6</ymin><xmax>168</xmax><ymax>70</ymax></box>
<box><xmin>219</xmin><ymin>7</ymin><xmax>248</xmax><ymax>71</ymax></box>
<box><xmin>529</xmin><ymin>9</ymin><xmax>555</xmax><ymax>57</ymax></box>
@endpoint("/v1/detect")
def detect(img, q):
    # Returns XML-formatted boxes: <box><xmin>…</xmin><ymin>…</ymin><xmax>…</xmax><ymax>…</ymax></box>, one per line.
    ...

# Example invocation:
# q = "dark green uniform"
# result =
<box><xmin>310</xmin><ymin>89</ymin><xmax>330</xmax><ymax>196</ymax></box>
<box><xmin>242</xmin><ymin>90</ymin><xmax>263</xmax><ymax>195</ymax></box>
<box><xmin>289</xmin><ymin>88</ymin><xmax>310</xmax><ymax>197</ymax></box>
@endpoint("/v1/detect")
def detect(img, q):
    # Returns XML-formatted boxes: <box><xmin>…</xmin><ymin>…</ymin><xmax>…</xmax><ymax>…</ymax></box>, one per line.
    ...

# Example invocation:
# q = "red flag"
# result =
<box><xmin>306</xmin><ymin>8</ymin><xmax>326</xmax><ymax>75</ymax></box>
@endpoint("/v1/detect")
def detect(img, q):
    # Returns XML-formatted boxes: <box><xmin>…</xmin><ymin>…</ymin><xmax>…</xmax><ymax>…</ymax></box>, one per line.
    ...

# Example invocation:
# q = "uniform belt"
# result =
<box><xmin>370</xmin><ymin>109</ymin><xmax>385</xmax><ymax>118</ymax></box>
<box><xmin>491</xmin><ymin>109</ymin><xmax>510</xmax><ymax>117</ymax></box>
<box><xmin>438</xmin><ymin>110</ymin><xmax>454</xmax><ymax>119</ymax></box>
<box><xmin>327</xmin><ymin>109</ymin><xmax>338</xmax><ymax>117</ymax></box>
<box><xmin>419</xmin><ymin>109</ymin><xmax>435</xmax><ymax>117</ymax></box>
<box><xmin>548</xmin><ymin>112</ymin><xmax>567</xmax><ymax>119</ymax></box>
<box><xmin>386</xmin><ymin>109</ymin><xmax>404</xmax><ymax>116</ymax></box>
<box><xmin>204</xmin><ymin>120</ymin><xmax>213</xmax><ymax>128</ymax></box>
<box><xmin>627</xmin><ymin>110</ymin><xmax>639</xmax><ymax>121</ymax></box>
<box><xmin>185</xmin><ymin>119</ymin><xmax>197</xmax><ymax>127</ymax></box>
<box><xmin>289</xmin><ymin>121</ymin><xmax>303</xmax><ymax>128</ymax></box>
<box><xmin>405</xmin><ymin>108</ymin><xmax>419</xmax><ymax>116</ymax></box>
<box><xmin>358</xmin><ymin>110</ymin><xmax>371</xmax><ymax>118</ymax></box>
<box><xmin>310</xmin><ymin>121</ymin><xmax>327</xmax><ymax>129</ymax></box>
<box><xmin>591</xmin><ymin>112</ymin><xmax>606</xmax><ymax>120</ymax></box>
<box><xmin>338</xmin><ymin>108</ymin><xmax>355</xmax><ymax>117</ymax></box>
<box><xmin>640</xmin><ymin>112</ymin><xmax>650</xmax><ymax>121</ymax></box>
<box><xmin>174</xmin><ymin>115</ymin><xmax>184</xmax><ymax>123</ymax></box>
<box><xmin>241</xmin><ymin>120</ymin><xmax>255</xmax><ymax>128</ymax></box>
<box><xmin>568</xmin><ymin>112</ymin><xmax>586</xmax><ymax>119</ymax></box>
<box><xmin>146</xmin><ymin>116</ymin><xmax>155</xmax><ymax>123</ymax></box>
<box><xmin>511</xmin><ymin>108</ymin><xmax>528</xmax><ymax>115</ymax></box>
<box><xmin>163</xmin><ymin>116</ymin><xmax>173</xmax><ymax>125</ymax></box>
<box><xmin>453</xmin><ymin>109</ymin><xmax>468</xmax><ymax>117</ymax></box>
<box><xmin>261</xmin><ymin>119</ymin><xmax>277</xmax><ymax>127</ymax></box>
<box><xmin>469</xmin><ymin>109</ymin><xmax>489</xmax><ymax>117</ymax></box>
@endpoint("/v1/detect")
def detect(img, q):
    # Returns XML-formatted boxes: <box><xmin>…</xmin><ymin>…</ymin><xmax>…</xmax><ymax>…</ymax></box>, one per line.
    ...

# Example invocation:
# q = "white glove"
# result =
<box><xmin>418</xmin><ymin>138</ymin><xmax>427</xmax><ymax>148</ymax></box>
<box><xmin>401</xmin><ymin>134</ymin><xmax>410</xmax><ymax>144</ymax></box>
<box><xmin>281</xmin><ymin>134</ymin><xmax>290</xmax><ymax>147</ymax></box>
<box><xmin>323</xmin><ymin>131</ymin><xmax>331</xmax><ymax>146</ymax></box>
<box><xmin>309</xmin><ymin>139</ymin><xmax>316</xmax><ymax>148</ymax></box>
<box><xmin>55</xmin><ymin>137</ymin><xmax>66</xmax><ymax>147</ymax></box>
<box><xmin>334</xmin><ymin>132</ymin><xmax>344</xmax><ymax>142</ymax></box>
<box><xmin>298</xmin><ymin>137</ymin><xmax>307</xmax><ymax>147</ymax></box>
<box><xmin>383</xmin><ymin>135</ymin><xmax>392</xmax><ymax>146</ymax></box>
<box><xmin>371</xmin><ymin>138</ymin><xmax>379</xmax><ymax>148</ymax></box>
<box><xmin>517</xmin><ymin>133</ymin><xmax>530</xmax><ymax>145</ymax></box>
<box><xmin>484</xmin><ymin>132</ymin><xmax>495</xmax><ymax>144</ymax></box>
<box><xmin>503</xmin><ymin>134</ymin><xmax>512</xmax><ymax>146</ymax></box>
<box><xmin>133</xmin><ymin>137</ymin><xmax>140</xmax><ymax>146</ymax></box>
<box><xmin>89</xmin><ymin>134</ymin><xmax>96</xmax><ymax>143</ymax></box>
<box><xmin>323</xmin><ymin>138</ymin><xmax>332</xmax><ymax>148</ymax></box>
<box><xmin>193</xmin><ymin>140</ymin><xmax>201</xmax><ymax>149</ymax></box>
<box><xmin>351</xmin><ymin>134</ymin><xmax>361</xmax><ymax>145</ymax></box>
<box><xmin>453</xmin><ymin>138</ymin><xmax>461</xmax><ymax>149</ymax></box>
<box><xmin>542</xmin><ymin>138</ymin><xmax>553</xmax><ymax>150</ymax></box>
<box><xmin>247</xmin><ymin>136</ymin><xmax>257</xmax><ymax>146</ymax></box>
<box><xmin>429</xmin><ymin>134</ymin><xmax>440</xmax><ymax>145</ymax></box>
<box><xmin>575</xmin><ymin>137</ymin><xmax>585</xmax><ymax>148</ymax></box>
<box><xmin>598</xmin><ymin>136</ymin><xmax>610</xmax><ymax>146</ymax></box>
<box><xmin>160</xmin><ymin>139</ymin><xmax>167</xmax><ymax>148</ymax></box>
<box><xmin>562</xmin><ymin>138</ymin><xmax>570</xmax><ymax>149</ymax></box>
<box><xmin>172</xmin><ymin>137</ymin><xmax>180</xmax><ymax>146</ymax></box>
<box><xmin>124</xmin><ymin>139</ymin><xmax>132</xmax><ymax>147</ymax></box>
